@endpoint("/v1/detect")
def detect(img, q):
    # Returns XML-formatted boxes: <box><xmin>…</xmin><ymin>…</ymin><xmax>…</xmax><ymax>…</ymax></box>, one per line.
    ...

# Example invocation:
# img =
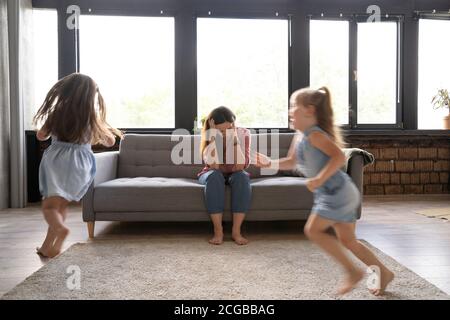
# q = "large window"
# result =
<box><xmin>80</xmin><ymin>15</ymin><xmax>175</xmax><ymax>128</ymax></box>
<box><xmin>357</xmin><ymin>21</ymin><xmax>398</xmax><ymax>124</ymax></box>
<box><xmin>310</xmin><ymin>18</ymin><xmax>400</xmax><ymax>127</ymax></box>
<box><xmin>32</xmin><ymin>1</ymin><xmax>440</xmax><ymax>132</ymax></box>
<box><xmin>310</xmin><ymin>20</ymin><xmax>349</xmax><ymax>125</ymax></box>
<box><xmin>197</xmin><ymin>18</ymin><xmax>289</xmax><ymax>128</ymax></box>
<box><xmin>29</xmin><ymin>8</ymin><xmax>58</xmax><ymax>129</ymax></box>
<box><xmin>418</xmin><ymin>19</ymin><xmax>450</xmax><ymax>130</ymax></box>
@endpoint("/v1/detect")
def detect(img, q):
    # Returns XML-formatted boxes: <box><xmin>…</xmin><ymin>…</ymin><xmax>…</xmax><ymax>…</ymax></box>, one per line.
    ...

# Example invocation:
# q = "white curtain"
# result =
<box><xmin>0</xmin><ymin>0</ymin><xmax>33</xmax><ymax>209</ymax></box>
<box><xmin>0</xmin><ymin>0</ymin><xmax>10</xmax><ymax>209</ymax></box>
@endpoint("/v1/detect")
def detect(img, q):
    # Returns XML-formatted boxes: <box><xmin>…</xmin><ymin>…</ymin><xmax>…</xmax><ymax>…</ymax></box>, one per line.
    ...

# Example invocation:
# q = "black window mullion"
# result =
<box><xmin>396</xmin><ymin>17</ymin><xmax>404</xmax><ymax>129</ymax></box>
<box><xmin>290</xmin><ymin>14</ymin><xmax>309</xmax><ymax>93</ymax></box>
<box><xmin>175</xmin><ymin>11</ymin><xmax>197</xmax><ymax>131</ymax></box>
<box><xmin>349</xmin><ymin>17</ymin><xmax>357</xmax><ymax>128</ymax></box>
<box><xmin>403</xmin><ymin>16</ymin><xmax>419</xmax><ymax>130</ymax></box>
<box><xmin>57</xmin><ymin>6</ymin><xmax>77</xmax><ymax>78</ymax></box>
<box><xmin>285</xmin><ymin>14</ymin><xmax>293</xmax><ymax>129</ymax></box>
<box><xmin>287</xmin><ymin>14</ymin><xmax>293</xmax><ymax>101</ymax></box>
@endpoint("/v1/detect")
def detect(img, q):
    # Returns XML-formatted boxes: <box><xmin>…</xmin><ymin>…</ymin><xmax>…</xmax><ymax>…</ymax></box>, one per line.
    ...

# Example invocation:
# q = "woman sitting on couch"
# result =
<box><xmin>198</xmin><ymin>106</ymin><xmax>251</xmax><ymax>246</ymax></box>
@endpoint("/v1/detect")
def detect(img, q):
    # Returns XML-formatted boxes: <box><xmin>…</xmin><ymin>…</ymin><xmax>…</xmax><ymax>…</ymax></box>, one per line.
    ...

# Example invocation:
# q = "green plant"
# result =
<box><xmin>431</xmin><ymin>89</ymin><xmax>450</xmax><ymax>113</ymax></box>
<box><xmin>200</xmin><ymin>116</ymin><xmax>207</xmax><ymax>128</ymax></box>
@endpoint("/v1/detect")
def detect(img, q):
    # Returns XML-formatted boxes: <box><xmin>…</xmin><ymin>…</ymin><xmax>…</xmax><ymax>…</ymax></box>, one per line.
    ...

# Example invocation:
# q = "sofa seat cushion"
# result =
<box><xmin>250</xmin><ymin>177</ymin><xmax>313</xmax><ymax>210</ymax></box>
<box><xmin>94</xmin><ymin>176</ymin><xmax>313</xmax><ymax>213</ymax></box>
<box><xmin>94</xmin><ymin>177</ymin><xmax>206</xmax><ymax>212</ymax></box>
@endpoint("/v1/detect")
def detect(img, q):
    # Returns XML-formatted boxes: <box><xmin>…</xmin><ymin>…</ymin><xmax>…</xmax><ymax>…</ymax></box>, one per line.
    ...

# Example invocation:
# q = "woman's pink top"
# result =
<box><xmin>198</xmin><ymin>128</ymin><xmax>251</xmax><ymax>177</ymax></box>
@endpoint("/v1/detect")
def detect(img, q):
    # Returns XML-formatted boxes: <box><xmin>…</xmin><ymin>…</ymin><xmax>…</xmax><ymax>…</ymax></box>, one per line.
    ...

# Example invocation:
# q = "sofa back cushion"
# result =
<box><xmin>118</xmin><ymin>133</ymin><xmax>296</xmax><ymax>179</ymax></box>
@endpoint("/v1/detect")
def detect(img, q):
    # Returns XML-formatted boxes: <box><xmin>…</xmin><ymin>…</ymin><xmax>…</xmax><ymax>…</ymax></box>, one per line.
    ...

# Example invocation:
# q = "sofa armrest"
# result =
<box><xmin>347</xmin><ymin>154</ymin><xmax>364</xmax><ymax>219</ymax></box>
<box><xmin>93</xmin><ymin>151</ymin><xmax>119</xmax><ymax>186</ymax></box>
<box><xmin>82</xmin><ymin>151</ymin><xmax>119</xmax><ymax>222</ymax></box>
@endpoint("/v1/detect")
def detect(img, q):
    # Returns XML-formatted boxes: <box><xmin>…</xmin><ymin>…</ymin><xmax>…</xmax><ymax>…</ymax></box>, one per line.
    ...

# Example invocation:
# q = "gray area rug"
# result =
<box><xmin>2</xmin><ymin>238</ymin><xmax>449</xmax><ymax>300</ymax></box>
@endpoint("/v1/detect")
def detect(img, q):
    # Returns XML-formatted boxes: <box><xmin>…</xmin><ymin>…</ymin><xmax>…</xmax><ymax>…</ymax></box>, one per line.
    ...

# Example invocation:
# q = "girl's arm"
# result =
<box><xmin>99</xmin><ymin>131</ymin><xmax>116</xmax><ymax>147</ymax></box>
<box><xmin>306</xmin><ymin>131</ymin><xmax>346</xmax><ymax>191</ymax></box>
<box><xmin>36</xmin><ymin>128</ymin><xmax>50</xmax><ymax>141</ymax></box>
<box><xmin>255</xmin><ymin>133</ymin><xmax>301</xmax><ymax>171</ymax></box>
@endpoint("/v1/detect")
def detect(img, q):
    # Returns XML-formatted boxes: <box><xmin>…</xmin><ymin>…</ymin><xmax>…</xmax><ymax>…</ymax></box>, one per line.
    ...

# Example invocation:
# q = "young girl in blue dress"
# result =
<box><xmin>33</xmin><ymin>73</ymin><xmax>122</xmax><ymax>258</ymax></box>
<box><xmin>256</xmin><ymin>87</ymin><xmax>394</xmax><ymax>296</ymax></box>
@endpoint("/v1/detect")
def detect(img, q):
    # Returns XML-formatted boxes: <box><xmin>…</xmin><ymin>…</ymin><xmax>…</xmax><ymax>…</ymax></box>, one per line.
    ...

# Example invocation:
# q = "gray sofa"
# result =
<box><xmin>82</xmin><ymin>133</ymin><xmax>364</xmax><ymax>238</ymax></box>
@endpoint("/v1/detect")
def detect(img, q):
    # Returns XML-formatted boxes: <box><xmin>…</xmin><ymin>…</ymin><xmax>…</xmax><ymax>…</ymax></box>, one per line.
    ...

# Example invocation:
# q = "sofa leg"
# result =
<box><xmin>87</xmin><ymin>222</ymin><xmax>95</xmax><ymax>239</ymax></box>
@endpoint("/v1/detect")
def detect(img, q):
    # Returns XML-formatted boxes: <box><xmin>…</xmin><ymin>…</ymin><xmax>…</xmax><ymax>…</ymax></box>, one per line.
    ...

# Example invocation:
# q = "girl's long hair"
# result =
<box><xmin>200</xmin><ymin>106</ymin><xmax>236</xmax><ymax>157</ymax></box>
<box><xmin>33</xmin><ymin>73</ymin><xmax>123</xmax><ymax>144</ymax></box>
<box><xmin>292</xmin><ymin>86</ymin><xmax>345</xmax><ymax>148</ymax></box>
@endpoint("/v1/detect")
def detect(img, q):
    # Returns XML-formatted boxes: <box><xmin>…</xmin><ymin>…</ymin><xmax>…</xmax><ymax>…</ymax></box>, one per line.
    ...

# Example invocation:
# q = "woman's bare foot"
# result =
<box><xmin>337</xmin><ymin>268</ymin><xmax>365</xmax><ymax>295</ymax></box>
<box><xmin>370</xmin><ymin>269</ymin><xmax>394</xmax><ymax>296</ymax></box>
<box><xmin>50</xmin><ymin>226</ymin><xmax>70</xmax><ymax>257</ymax></box>
<box><xmin>209</xmin><ymin>228</ymin><xmax>224</xmax><ymax>245</ymax></box>
<box><xmin>232</xmin><ymin>231</ymin><xmax>249</xmax><ymax>245</ymax></box>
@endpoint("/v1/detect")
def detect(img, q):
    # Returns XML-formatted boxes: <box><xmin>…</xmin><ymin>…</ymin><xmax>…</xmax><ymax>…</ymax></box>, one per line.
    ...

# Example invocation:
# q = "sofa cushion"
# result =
<box><xmin>94</xmin><ymin>177</ymin><xmax>206</xmax><ymax>212</ymax></box>
<box><xmin>94</xmin><ymin>176</ymin><xmax>314</xmax><ymax>213</ymax></box>
<box><xmin>250</xmin><ymin>177</ymin><xmax>313</xmax><ymax>210</ymax></box>
<box><xmin>118</xmin><ymin>134</ymin><xmax>204</xmax><ymax>179</ymax></box>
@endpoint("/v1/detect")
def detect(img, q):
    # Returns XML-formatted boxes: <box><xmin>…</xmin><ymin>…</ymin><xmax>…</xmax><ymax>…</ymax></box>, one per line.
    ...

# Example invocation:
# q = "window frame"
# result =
<box><xmin>353</xmin><ymin>14</ymin><xmax>404</xmax><ymax>129</ymax></box>
<box><xmin>308</xmin><ymin>16</ymin><xmax>352</xmax><ymax>127</ymax></box>
<box><xmin>416</xmin><ymin>12</ymin><xmax>450</xmax><ymax>21</ymax></box>
<box><xmin>309</xmin><ymin>14</ymin><xmax>404</xmax><ymax>130</ymax></box>
<box><xmin>30</xmin><ymin>0</ymin><xmax>450</xmax><ymax>134</ymax></box>
<box><xmin>77</xmin><ymin>10</ymin><xmax>177</xmax><ymax>130</ymax></box>
<box><xmin>29</xmin><ymin>7</ymin><xmax>59</xmax><ymax>130</ymax></box>
<box><xmin>416</xmin><ymin>13</ymin><xmax>450</xmax><ymax>130</ymax></box>
<box><xmin>195</xmin><ymin>12</ymin><xmax>293</xmax><ymax>130</ymax></box>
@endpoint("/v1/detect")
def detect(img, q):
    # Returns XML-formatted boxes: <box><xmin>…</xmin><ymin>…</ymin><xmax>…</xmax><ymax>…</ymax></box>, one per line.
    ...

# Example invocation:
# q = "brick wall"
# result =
<box><xmin>346</xmin><ymin>133</ymin><xmax>450</xmax><ymax>195</ymax></box>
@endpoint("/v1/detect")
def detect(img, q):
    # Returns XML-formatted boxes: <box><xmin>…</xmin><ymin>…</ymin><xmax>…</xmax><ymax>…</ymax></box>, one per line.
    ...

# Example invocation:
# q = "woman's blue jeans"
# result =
<box><xmin>198</xmin><ymin>170</ymin><xmax>252</xmax><ymax>214</ymax></box>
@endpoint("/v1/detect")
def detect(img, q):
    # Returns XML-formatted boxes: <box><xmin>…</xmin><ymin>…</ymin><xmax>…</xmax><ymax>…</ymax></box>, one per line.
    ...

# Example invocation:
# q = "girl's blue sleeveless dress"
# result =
<box><xmin>39</xmin><ymin>136</ymin><xmax>96</xmax><ymax>202</ymax></box>
<box><xmin>296</xmin><ymin>125</ymin><xmax>360</xmax><ymax>223</ymax></box>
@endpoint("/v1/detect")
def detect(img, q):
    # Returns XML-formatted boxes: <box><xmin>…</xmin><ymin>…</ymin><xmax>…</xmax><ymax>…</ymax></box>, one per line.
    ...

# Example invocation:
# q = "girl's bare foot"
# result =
<box><xmin>37</xmin><ymin>228</ymin><xmax>57</xmax><ymax>258</ymax></box>
<box><xmin>37</xmin><ymin>245</ymin><xmax>60</xmax><ymax>259</ymax></box>
<box><xmin>50</xmin><ymin>226</ymin><xmax>70</xmax><ymax>257</ymax></box>
<box><xmin>370</xmin><ymin>269</ymin><xmax>394</xmax><ymax>296</ymax></box>
<box><xmin>337</xmin><ymin>268</ymin><xmax>364</xmax><ymax>295</ymax></box>
<box><xmin>232</xmin><ymin>231</ymin><xmax>249</xmax><ymax>245</ymax></box>
<box><xmin>36</xmin><ymin>247</ymin><xmax>51</xmax><ymax>258</ymax></box>
<box><xmin>209</xmin><ymin>228</ymin><xmax>224</xmax><ymax>245</ymax></box>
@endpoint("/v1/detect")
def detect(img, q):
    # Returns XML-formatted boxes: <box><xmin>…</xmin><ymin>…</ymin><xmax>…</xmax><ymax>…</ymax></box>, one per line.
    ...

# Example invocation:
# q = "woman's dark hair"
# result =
<box><xmin>208</xmin><ymin>106</ymin><xmax>236</xmax><ymax>125</ymax></box>
<box><xmin>200</xmin><ymin>106</ymin><xmax>236</xmax><ymax>156</ymax></box>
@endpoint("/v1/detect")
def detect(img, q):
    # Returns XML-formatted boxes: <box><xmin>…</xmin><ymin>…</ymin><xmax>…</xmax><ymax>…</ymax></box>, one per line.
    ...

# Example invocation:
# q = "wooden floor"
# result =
<box><xmin>1</xmin><ymin>194</ymin><xmax>450</xmax><ymax>298</ymax></box>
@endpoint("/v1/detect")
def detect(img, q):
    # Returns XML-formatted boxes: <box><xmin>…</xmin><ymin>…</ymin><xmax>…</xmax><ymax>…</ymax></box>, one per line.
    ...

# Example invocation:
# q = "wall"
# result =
<box><xmin>347</xmin><ymin>133</ymin><xmax>450</xmax><ymax>195</ymax></box>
